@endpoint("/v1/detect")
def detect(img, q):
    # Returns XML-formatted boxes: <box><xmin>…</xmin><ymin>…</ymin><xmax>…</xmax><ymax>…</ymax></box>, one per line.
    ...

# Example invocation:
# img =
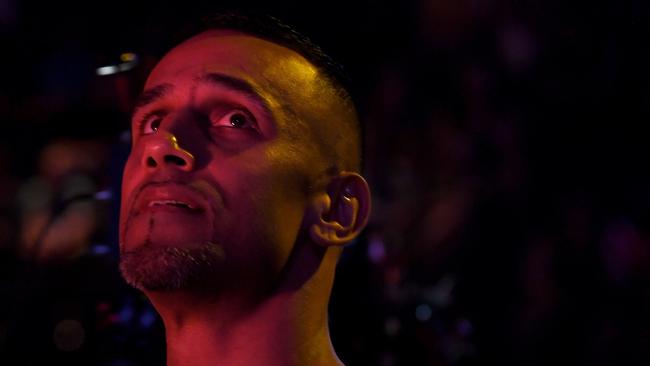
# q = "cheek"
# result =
<box><xmin>222</xmin><ymin>164</ymin><xmax>309</xmax><ymax>271</ymax></box>
<box><xmin>222</xmin><ymin>191</ymin><xmax>305</xmax><ymax>279</ymax></box>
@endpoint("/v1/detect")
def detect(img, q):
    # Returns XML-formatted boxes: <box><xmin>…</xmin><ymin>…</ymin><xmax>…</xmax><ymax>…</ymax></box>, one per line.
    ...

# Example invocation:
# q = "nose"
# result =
<box><xmin>141</xmin><ymin>132</ymin><xmax>195</xmax><ymax>171</ymax></box>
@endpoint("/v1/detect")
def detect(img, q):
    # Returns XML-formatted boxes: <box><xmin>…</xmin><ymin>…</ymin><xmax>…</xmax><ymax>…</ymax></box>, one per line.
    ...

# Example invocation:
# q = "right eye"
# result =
<box><xmin>140</xmin><ymin>114</ymin><xmax>163</xmax><ymax>135</ymax></box>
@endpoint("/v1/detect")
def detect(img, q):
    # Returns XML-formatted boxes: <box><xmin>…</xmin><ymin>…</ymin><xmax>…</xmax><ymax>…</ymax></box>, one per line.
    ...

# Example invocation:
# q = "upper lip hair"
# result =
<box><xmin>133</xmin><ymin>181</ymin><xmax>207</xmax><ymax>214</ymax></box>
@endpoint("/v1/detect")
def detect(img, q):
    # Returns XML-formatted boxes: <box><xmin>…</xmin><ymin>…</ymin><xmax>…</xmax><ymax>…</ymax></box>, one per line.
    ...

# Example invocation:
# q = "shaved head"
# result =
<box><xmin>177</xmin><ymin>13</ymin><xmax>363</xmax><ymax>172</ymax></box>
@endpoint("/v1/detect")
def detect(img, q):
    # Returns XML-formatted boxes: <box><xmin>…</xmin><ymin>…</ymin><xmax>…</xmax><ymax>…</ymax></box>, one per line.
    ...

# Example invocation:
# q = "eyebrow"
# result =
<box><xmin>131</xmin><ymin>73</ymin><xmax>274</xmax><ymax>119</ymax></box>
<box><xmin>196</xmin><ymin>73</ymin><xmax>258</xmax><ymax>97</ymax></box>
<box><xmin>134</xmin><ymin>83</ymin><xmax>173</xmax><ymax>111</ymax></box>
<box><xmin>195</xmin><ymin>72</ymin><xmax>273</xmax><ymax>113</ymax></box>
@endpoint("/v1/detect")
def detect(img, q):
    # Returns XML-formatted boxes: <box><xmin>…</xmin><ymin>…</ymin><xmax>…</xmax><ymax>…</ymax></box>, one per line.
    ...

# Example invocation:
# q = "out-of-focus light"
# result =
<box><xmin>118</xmin><ymin>304</ymin><xmax>135</xmax><ymax>324</ymax></box>
<box><xmin>117</xmin><ymin>62</ymin><xmax>136</xmax><ymax>72</ymax></box>
<box><xmin>96</xmin><ymin>65</ymin><xmax>119</xmax><ymax>76</ymax></box>
<box><xmin>139</xmin><ymin>308</ymin><xmax>157</xmax><ymax>329</ymax></box>
<box><xmin>96</xmin><ymin>52</ymin><xmax>139</xmax><ymax>76</ymax></box>
<box><xmin>91</xmin><ymin>244</ymin><xmax>111</xmax><ymax>256</ymax></box>
<box><xmin>120</xmin><ymin>130</ymin><xmax>131</xmax><ymax>143</ymax></box>
<box><xmin>120</xmin><ymin>52</ymin><xmax>136</xmax><ymax>62</ymax></box>
<box><xmin>367</xmin><ymin>233</ymin><xmax>386</xmax><ymax>264</ymax></box>
<box><xmin>52</xmin><ymin>319</ymin><xmax>85</xmax><ymax>352</ymax></box>
<box><xmin>415</xmin><ymin>304</ymin><xmax>433</xmax><ymax>322</ymax></box>
<box><xmin>94</xmin><ymin>189</ymin><xmax>113</xmax><ymax>201</ymax></box>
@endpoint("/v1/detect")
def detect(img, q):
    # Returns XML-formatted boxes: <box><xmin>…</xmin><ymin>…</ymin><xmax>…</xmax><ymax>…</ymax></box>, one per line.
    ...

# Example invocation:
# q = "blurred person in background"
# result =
<box><xmin>17</xmin><ymin>138</ymin><xmax>106</xmax><ymax>262</ymax></box>
<box><xmin>2</xmin><ymin>110</ymin><xmax>163</xmax><ymax>365</ymax></box>
<box><xmin>118</xmin><ymin>13</ymin><xmax>371</xmax><ymax>366</ymax></box>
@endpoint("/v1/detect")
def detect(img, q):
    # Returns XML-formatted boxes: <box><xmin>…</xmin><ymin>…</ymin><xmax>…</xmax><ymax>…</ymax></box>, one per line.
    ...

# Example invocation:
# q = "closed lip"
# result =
<box><xmin>133</xmin><ymin>182</ymin><xmax>207</xmax><ymax>214</ymax></box>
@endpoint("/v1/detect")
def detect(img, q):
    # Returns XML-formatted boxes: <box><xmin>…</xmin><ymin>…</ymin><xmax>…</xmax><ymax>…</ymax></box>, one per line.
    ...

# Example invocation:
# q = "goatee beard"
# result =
<box><xmin>119</xmin><ymin>243</ymin><xmax>225</xmax><ymax>292</ymax></box>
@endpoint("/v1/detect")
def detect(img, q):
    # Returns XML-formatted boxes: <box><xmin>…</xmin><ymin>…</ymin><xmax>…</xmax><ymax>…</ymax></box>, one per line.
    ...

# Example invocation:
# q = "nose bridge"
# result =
<box><xmin>162</xmin><ymin>110</ymin><xmax>191</xmax><ymax>136</ymax></box>
<box><xmin>141</xmin><ymin>130</ymin><xmax>195</xmax><ymax>171</ymax></box>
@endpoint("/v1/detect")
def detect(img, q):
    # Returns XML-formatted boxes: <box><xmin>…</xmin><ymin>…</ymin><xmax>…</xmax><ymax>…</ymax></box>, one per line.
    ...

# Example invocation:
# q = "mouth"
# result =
<box><xmin>131</xmin><ymin>182</ymin><xmax>209</xmax><ymax>215</ymax></box>
<box><xmin>148</xmin><ymin>200</ymin><xmax>197</xmax><ymax>210</ymax></box>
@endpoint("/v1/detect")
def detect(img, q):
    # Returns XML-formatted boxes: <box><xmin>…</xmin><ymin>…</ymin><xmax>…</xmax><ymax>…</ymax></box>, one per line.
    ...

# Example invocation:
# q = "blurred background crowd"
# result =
<box><xmin>1</xmin><ymin>0</ymin><xmax>650</xmax><ymax>365</ymax></box>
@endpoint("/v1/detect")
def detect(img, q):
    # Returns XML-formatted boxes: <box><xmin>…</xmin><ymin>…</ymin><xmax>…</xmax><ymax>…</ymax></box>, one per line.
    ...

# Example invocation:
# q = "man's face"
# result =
<box><xmin>119</xmin><ymin>31</ymin><xmax>336</xmax><ymax>295</ymax></box>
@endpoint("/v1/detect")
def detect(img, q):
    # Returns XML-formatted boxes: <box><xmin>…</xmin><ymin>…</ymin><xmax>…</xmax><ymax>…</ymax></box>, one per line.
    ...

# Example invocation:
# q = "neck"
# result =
<box><xmin>146</xmin><ymin>246</ymin><xmax>344</xmax><ymax>366</ymax></box>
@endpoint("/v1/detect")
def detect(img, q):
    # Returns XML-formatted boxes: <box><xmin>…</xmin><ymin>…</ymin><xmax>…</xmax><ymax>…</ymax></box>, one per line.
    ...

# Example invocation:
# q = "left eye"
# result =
<box><xmin>212</xmin><ymin>110</ymin><xmax>257</xmax><ymax>130</ymax></box>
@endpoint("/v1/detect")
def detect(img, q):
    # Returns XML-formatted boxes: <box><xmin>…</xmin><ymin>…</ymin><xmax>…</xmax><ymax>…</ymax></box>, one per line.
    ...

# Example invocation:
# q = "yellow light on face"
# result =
<box><xmin>270</xmin><ymin>56</ymin><xmax>319</xmax><ymax>90</ymax></box>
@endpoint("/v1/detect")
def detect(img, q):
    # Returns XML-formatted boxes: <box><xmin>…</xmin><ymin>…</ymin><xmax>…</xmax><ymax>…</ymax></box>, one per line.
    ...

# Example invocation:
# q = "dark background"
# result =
<box><xmin>1</xmin><ymin>0</ymin><xmax>650</xmax><ymax>365</ymax></box>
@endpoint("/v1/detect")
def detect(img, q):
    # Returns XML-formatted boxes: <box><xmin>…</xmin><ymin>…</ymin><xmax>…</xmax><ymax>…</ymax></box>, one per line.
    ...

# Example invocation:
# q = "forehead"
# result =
<box><xmin>141</xmin><ymin>31</ymin><xmax>351</xmax><ymax>171</ymax></box>
<box><xmin>146</xmin><ymin>31</ymin><xmax>321</xmax><ymax>98</ymax></box>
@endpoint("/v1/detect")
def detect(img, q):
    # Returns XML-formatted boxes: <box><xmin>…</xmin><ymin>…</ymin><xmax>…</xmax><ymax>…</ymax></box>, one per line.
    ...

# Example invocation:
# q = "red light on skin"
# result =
<box><xmin>118</xmin><ymin>29</ymin><xmax>370</xmax><ymax>366</ymax></box>
<box><xmin>133</xmin><ymin>183</ymin><xmax>206</xmax><ymax>216</ymax></box>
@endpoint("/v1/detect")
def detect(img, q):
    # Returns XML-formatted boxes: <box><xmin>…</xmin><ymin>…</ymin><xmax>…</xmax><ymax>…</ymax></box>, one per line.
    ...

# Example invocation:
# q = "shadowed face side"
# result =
<box><xmin>118</xmin><ymin>31</ymin><xmax>353</xmax><ymax>297</ymax></box>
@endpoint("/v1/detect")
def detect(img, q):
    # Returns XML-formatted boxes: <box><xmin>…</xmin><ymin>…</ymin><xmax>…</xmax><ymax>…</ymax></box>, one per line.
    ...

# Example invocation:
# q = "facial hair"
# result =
<box><xmin>119</xmin><ymin>242</ymin><xmax>225</xmax><ymax>292</ymax></box>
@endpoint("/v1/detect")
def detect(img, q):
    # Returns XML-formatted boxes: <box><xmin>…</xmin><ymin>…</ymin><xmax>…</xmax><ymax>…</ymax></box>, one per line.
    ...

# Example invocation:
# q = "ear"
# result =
<box><xmin>309</xmin><ymin>172</ymin><xmax>371</xmax><ymax>247</ymax></box>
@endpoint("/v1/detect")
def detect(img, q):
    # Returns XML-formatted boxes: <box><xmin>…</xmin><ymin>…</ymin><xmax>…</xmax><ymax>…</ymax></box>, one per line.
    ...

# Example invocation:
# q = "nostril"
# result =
<box><xmin>164</xmin><ymin>155</ymin><xmax>187</xmax><ymax>166</ymax></box>
<box><xmin>146</xmin><ymin>157</ymin><xmax>157</xmax><ymax>167</ymax></box>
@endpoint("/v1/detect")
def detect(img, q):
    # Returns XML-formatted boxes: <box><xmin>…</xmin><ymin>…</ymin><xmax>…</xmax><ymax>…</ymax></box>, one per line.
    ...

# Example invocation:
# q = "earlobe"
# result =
<box><xmin>308</xmin><ymin>172</ymin><xmax>371</xmax><ymax>247</ymax></box>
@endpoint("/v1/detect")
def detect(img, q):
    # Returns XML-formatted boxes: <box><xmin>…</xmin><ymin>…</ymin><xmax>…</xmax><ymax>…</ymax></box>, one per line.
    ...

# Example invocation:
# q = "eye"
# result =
<box><xmin>140</xmin><ymin>114</ymin><xmax>163</xmax><ymax>135</ymax></box>
<box><xmin>212</xmin><ymin>110</ymin><xmax>257</xmax><ymax>130</ymax></box>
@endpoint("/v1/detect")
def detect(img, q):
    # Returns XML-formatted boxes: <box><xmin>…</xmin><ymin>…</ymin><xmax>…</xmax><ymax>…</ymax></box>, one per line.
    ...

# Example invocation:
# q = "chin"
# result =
<box><xmin>119</xmin><ymin>242</ymin><xmax>226</xmax><ymax>292</ymax></box>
